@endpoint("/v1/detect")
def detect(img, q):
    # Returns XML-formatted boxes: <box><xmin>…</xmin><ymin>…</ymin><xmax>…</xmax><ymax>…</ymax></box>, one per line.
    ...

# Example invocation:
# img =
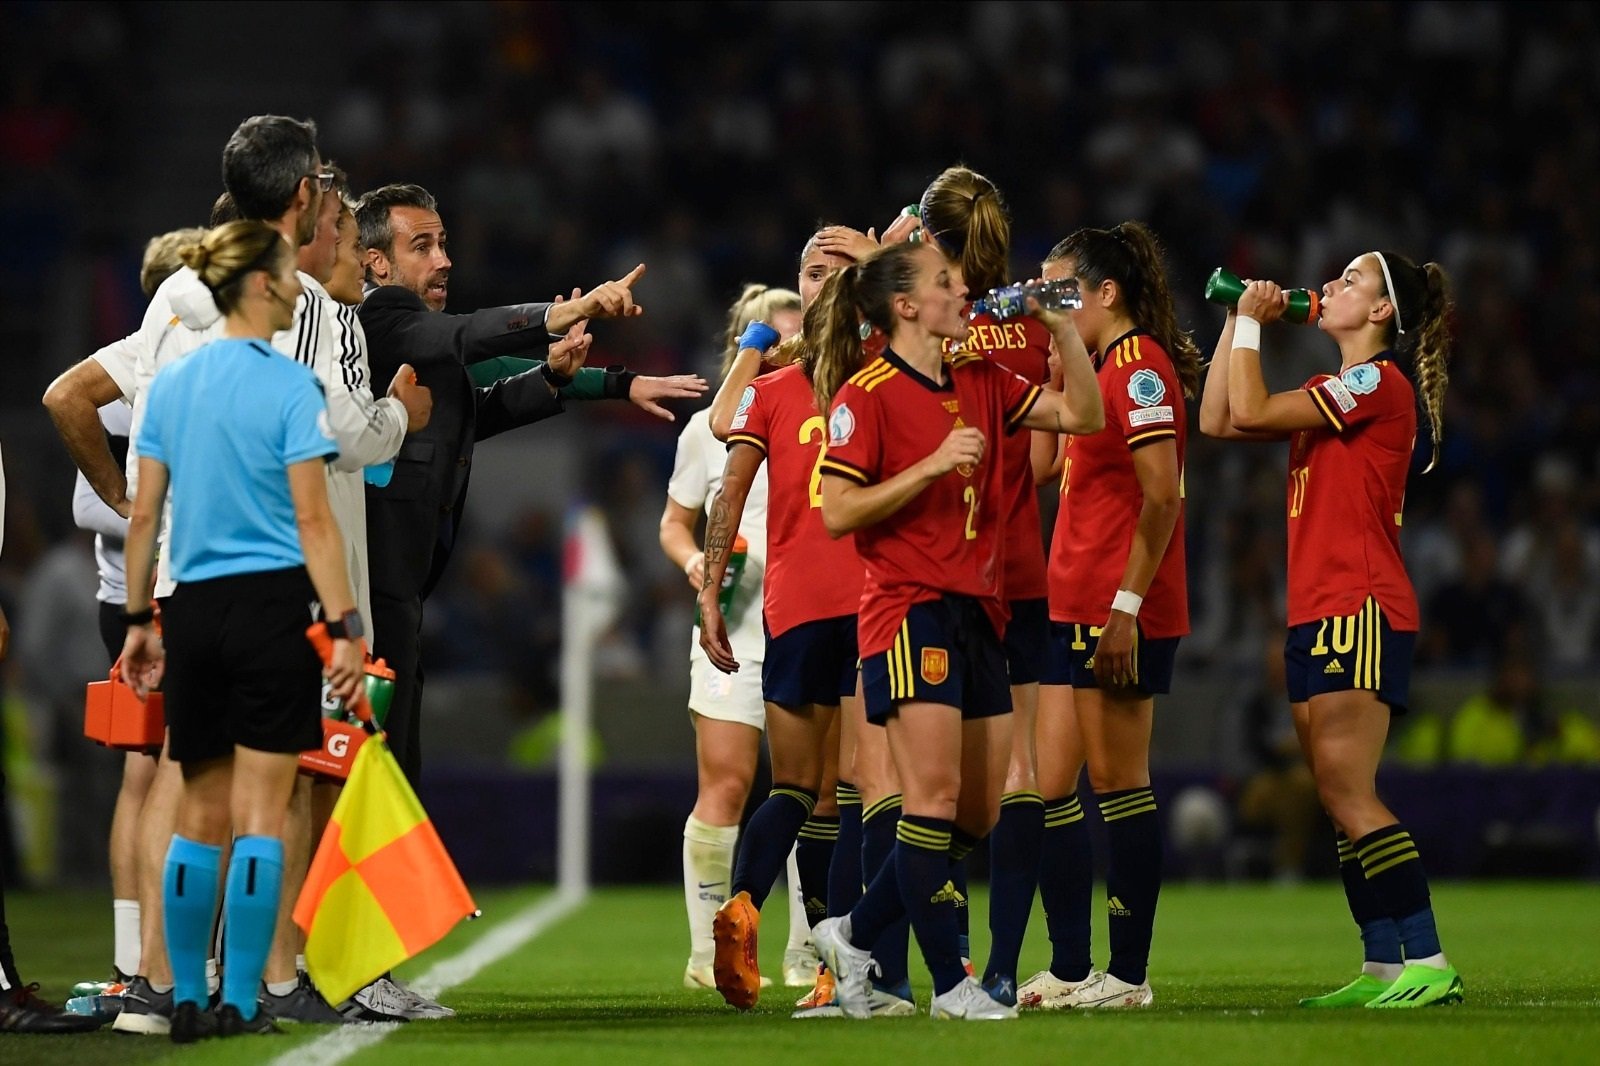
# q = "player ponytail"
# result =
<box><xmin>1047</xmin><ymin>221</ymin><xmax>1201</xmax><ymax>399</ymax></box>
<box><xmin>141</xmin><ymin>227</ymin><xmax>208</xmax><ymax>297</ymax></box>
<box><xmin>720</xmin><ymin>283</ymin><xmax>802</xmax><ymax>379</ymax></box>
<box><xmin>920</xmin><ymin>165</ymin><xmax>1010</xmax><ymax>295</ymax></box>
<box><xmin>1375</xmin><ymin>250</ymin><xmax>1454</xmax><ymax>473</ymax></box>
<box><xmin>179</xmin><ymin>220</ymin><xmax>290</xmax><ymax>315</ymax></box>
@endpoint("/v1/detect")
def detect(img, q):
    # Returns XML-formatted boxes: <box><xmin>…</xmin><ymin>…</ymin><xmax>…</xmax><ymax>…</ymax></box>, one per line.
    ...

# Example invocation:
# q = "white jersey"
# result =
<box><xmin>72</xmin><ymin>400</ymin><xmax>132</xmax><ymax>604</ymax></box>
<box><xmin>96</xmin><ymin>263</ymin><xmax>403</xmax><ymax>632</ymax></box>
<box><xmin>666</xmin><ymin>408</ymin><xmax>768</xmax><ymax>664</ymax></box>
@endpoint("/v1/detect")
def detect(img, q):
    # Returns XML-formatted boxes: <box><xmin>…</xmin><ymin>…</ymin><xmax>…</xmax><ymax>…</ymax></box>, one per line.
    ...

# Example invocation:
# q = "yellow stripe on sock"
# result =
<box><xmin>1359</xmin><ymin>839</ymin><xmax>1418</xmax><ymax>870</ymax></box>
<box><xmin>863</xmin><ymin>795</ymin><xmax>903</xmax><ymax>822</ymax></box>
<box><xmin>1001</xmin><ymin>791</ymin><xmax>1045</xmax><ymax>808</ymax></box>
<box><xmin>1356</xmin><ymin>830</ymin><xmax>1411</xmax><ymax>860</ymax></box>
<box><xmin>1363</xmin><ymin>850</ymin><xmax>1421</xmax><ymax>878</ymax></box>
<box><xmin>1101</xmin><ymin>801</ymin><xmax>1159</xmax><ymax>822</ymax></box>
<box><xmin>1099</xmin><ymin>790</ymin><xmax>1156</xmax><ymax>815</ymax></box>
<box><xmin>771</xmin><ymin>789</ymin><xmax>817</xmax><ymax>815</ymax></box>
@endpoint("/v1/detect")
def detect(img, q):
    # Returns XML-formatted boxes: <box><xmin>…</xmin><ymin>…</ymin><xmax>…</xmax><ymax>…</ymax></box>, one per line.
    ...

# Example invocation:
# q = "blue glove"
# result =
<box><xmin>737</xmin><ymin>320</ymin><xmax>781</xmax><ymax>354</ymax></box>
<box><xmin>364</xmin><ymin>461</ymin><xmax>395</xmax><ymax>488</ymax></box>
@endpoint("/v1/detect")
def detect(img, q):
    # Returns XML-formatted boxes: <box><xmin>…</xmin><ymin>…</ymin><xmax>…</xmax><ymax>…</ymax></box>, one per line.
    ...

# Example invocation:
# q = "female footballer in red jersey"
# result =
<box><xmin>915</xmin><ymin>166</ymin><xmax>1055</xmax><ymax>1005</ymax></box>
<box><xmin>696</xmin><ymin>249</ymin><xmax>872</xmax><ymax>1013</ymax></box>
<box><xmin>1199</xmin><ymin>252</ymin><xmax>1460</xmax><ymax>1009</ymax></box>
<box><xmin>806</xmin><ymin>240</ymin><xmax>1102</xmax><ymax>1021</ymax></box>
<box><xmin>1020</xmin><ymin>222</ymin><xmax>1199</xmax><ymax>1012</ymax></box>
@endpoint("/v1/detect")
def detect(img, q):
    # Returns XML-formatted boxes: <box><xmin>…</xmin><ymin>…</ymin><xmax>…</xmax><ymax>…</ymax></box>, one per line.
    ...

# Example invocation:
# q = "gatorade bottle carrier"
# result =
<box><xmin>83</xmin><ymin>667</ymin><xmax>165</xmax><ymax>750</ymax></box>
<box><xmin>298</xmin><ymin>622</ymin><xmax>395</xmax><ymax>780</ymax></box>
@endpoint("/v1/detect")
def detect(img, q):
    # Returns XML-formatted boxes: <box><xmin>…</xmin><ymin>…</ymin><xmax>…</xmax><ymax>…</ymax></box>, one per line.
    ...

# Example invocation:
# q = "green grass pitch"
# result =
<box><xmin>5</xmin><ymin>881</ymin><xmax>1599</xmax><ymax>1064</ymax></box>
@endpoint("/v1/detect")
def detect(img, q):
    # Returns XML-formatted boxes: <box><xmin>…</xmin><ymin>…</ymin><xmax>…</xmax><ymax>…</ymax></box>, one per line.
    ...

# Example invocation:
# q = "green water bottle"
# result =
<box><xmin>696</xmin><ymin>535</ymin><xmax>748</xmax><ymax>625</ymax></box>
<box><xmin>1205</xmin><ymin>267</ymin><xmax>1321</xmax><ymax>324</ymax></box>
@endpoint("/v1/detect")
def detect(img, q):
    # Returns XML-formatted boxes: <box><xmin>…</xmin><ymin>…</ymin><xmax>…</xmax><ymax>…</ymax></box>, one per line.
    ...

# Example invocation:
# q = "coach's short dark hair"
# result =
<box><xmin>221</xmin><ymin>115</ymin><xmax>320</xmax><ymax>222</ymax></box>
<box><xmin>355</xmin><ymin>183</ymin><xmax>439</xmax><ymax>259</ymax></box>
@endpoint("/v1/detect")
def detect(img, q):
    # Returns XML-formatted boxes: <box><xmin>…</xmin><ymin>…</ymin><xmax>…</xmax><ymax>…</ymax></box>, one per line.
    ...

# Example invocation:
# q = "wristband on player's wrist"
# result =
<box><xmin>1111</xmin><ymin>589</ymin><xmax>1144</xmax><ymax>618</ymax></box>
<box><xmin>323</xmin><ymin>609</ymin><xmax>365</xmax><ymax>641</ymax></box>
<box><xmin>119</xmin><ymin>605</ymin><xmax>156</xmax><ymax>626</ymax></box>
<box><xmin>1232</xmin><ymin>315</ymin><xmax>1261</xmax><ymax>351</ymax></box>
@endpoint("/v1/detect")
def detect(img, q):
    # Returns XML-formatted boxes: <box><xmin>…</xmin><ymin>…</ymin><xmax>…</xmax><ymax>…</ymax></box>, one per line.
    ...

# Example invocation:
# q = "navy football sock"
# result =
<box><xmin>1099</xmin><ymin>787</ymin><xmax>1162</xmax><ymax>986</ymax></box>
<box><xmin>1337</xmin><ymin>832</ymin><xmax>1402</xmax><ymax>965</ymax></box>
<box><xmin>859</xmin><ymin>794</ymin><xmax>909</xmax><ymax>988</ymax></box>
<box><xmin>897</xmin><ymin>814</ymin><xmax>966</xmax><ymax>996</ymax></box>
<box><xmin>730</xmin><ymin>785</ymin><xmax>816</xmax><ymax>909</ymax></box>
<box><xmin>1038</xmin><ymin>794</ymin><xmax>1093</xmax><ymax>981</ymax></box>
<box><xmin>1354</xmin><ymin>823</ymin><xmax>1443</xmax><ymax>961</ymax></box>
<box><xmin>828</xmin><ymin>782</ymin><xmax>863</xmax><ymax>917</ymax></box>
<box><xmin>795</xmin><ymin>815</ymin><xmax>838</xmax><ymax>927</ymax></box>
<box><xmin>983</xmin><ymin>790</ymin><xmax>1044</xmax><ymax>985</ymax></box>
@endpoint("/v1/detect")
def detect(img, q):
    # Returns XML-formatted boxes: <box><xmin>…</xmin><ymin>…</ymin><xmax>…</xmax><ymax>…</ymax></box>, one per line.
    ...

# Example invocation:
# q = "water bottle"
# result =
<box><xmin>969</xmin><ymin>278</ymin><xmax>1083</xmax><ymax>321</ymax></box>
<box><xmin>320</xmin><ymin>659</ymin><xmax>396</xmax><ymax>729</ymax></box>
<box><xmin>1204</xmin><ymin>268</ymin><xmax>1320</xmax><ymax>324</ymax></box>
<box><xmin>695</xmin><ymin>535</ymin><xmax>748</xmax><ymax>625</ymax></box>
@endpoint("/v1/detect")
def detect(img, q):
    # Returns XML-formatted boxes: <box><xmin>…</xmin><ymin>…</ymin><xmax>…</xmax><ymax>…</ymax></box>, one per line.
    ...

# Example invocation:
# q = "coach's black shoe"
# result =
<box><xmin>0</xmin><ymin>983</ymin><xmax>104</xmax><ymax>1033</ymax></box>
<box><xmin>168</xmin><ymin>1000</ymin><xmax>217</xmax><ymax>1044</ymax></box>
<box><xmin>216</xmin><ymin>1003</ymin><xmax>283</xmax><ymax>1037</ymax></box>
<box><xmin>262</xmin><ymin>975</ymin><xmax>348</xmax><ymax>1024</ymax></box>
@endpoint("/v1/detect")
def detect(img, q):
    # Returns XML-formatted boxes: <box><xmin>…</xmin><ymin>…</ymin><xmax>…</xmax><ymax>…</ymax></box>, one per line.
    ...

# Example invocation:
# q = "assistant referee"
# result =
<box><xmin>118</xmin><ymin>220</ymin><xmax>364</xmax><ymax>1043</ymax></box>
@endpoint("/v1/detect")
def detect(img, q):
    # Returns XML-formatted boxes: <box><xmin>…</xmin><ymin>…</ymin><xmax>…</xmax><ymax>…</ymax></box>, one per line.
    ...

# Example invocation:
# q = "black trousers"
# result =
<box><xmin>371</xmin><ymin>591</ymin><xmax>425</xmax><ymax>786</ymax></box>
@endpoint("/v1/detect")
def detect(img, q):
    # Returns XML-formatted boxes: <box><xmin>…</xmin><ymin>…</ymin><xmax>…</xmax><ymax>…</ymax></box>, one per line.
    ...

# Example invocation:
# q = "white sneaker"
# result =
<box><xmin>791</xmin><ymin>986</ymin><xmax>917</xmax><ymax>1019</ymax></box>
<box><xmin>929</xmin><ymin>976</ymin><xmax>1019</xmax><ymax>1020</ymax></box>
<box><xmin>352</xmin><ymin>977</ymin><xmax>456</xmax><ymax>1020</ymax></box>
<box><xmin>810</xmin><ymin>917</ymin><xmax>878</xmax><ymax>1020</ymax></box>
<box><xmin>783</xmin><ymin>942</ymin><xmax>821</xmax><ymax>987</ymax></box>
<box><xmin>1064</xmin><ymin>970</ymin><xmax>1153</xmax><ymax>1009</ymax></box>
<box><xmin>1017</xmin><ymin>969</ymin><xmax>1087</xmax><ymax>1010</ymax></box>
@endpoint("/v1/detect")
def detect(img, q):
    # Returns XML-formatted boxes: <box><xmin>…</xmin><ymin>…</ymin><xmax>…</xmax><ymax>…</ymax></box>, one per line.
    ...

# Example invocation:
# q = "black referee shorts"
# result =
<box><xmin>160</xmin><ymin>566</ymin><xmax>323</xmax><ymax>764</ymax></box>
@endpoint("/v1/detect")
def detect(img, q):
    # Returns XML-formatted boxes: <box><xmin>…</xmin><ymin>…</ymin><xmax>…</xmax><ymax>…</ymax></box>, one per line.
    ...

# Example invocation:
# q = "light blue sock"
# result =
<box><xmin>163</xmin><ymin>835</ymin><xmax>222</xmax><ymax>1008</ymax></box>
<box><xmin>223</xmin><ymin>835</ymin><xmax>284</xmax><ymax>1019</ymax></box>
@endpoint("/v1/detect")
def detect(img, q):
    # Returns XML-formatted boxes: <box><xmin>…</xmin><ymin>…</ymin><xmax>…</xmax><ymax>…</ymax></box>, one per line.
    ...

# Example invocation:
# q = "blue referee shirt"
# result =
<box><xmin>138</xmin><ymin>337</ymin><xmax>339</xmax><ymax>583</ymax></box>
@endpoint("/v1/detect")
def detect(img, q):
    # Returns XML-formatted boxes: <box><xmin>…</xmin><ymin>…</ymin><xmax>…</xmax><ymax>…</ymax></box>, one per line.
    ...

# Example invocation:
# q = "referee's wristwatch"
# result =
<box><xmin>324</xmin><ymin>609</ymin><xmax>365</xmax><ymax>641</ymax></box>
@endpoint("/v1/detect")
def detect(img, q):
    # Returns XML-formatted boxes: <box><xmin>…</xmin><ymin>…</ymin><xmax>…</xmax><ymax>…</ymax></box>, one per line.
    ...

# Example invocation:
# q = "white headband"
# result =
<box><xmin>1370</xmin><ymin>251</ymin><xmax>1405</xmax><ymax>335</ymax></box>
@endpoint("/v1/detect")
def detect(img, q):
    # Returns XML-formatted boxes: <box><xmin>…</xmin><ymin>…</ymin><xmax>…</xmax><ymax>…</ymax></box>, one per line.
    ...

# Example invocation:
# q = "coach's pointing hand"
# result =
<box><xmin>547</xmin><ymin>264</ymin><xmax>648</xmax><ymax>335</ymax></box>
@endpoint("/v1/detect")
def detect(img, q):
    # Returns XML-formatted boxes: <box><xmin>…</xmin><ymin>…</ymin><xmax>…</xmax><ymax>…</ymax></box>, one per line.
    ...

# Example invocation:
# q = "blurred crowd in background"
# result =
<box><xmin>2</xmin><ymin>2</ymin><xmax>1598</xmax><ymax>883</ymax></box>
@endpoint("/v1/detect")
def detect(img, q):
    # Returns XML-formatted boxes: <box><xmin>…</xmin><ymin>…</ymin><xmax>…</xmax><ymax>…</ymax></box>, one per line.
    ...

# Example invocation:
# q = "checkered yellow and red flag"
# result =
<box><xmin>293</xmin><ymin>739</ymin><xmax>477</xmax><ymax>1004</ymax></box>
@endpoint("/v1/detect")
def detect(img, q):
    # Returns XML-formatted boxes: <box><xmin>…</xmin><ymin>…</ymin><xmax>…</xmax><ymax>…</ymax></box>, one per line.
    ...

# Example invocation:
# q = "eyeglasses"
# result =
<box><xmin>305</xmin><ymin>169</ymin><xmax>337</xmax><ymax>192</ymax></box>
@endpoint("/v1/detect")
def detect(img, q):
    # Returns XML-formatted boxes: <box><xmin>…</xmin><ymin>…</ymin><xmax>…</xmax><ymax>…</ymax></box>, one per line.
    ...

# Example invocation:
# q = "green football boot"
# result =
<box><xmin>1298</xmin><ymin>972</ymin><xmax>1392</xmax><ymax>1008</ymax></box>
<box><xmin>1366</xmin><ymin>963</ymin><xmax>1464</xmax><ymax>1008</ymax></box>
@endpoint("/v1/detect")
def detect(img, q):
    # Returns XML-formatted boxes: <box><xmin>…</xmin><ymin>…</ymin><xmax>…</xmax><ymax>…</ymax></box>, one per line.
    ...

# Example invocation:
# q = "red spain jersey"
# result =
<box><xmin>725</xmin><ymin>363</ymin><xmax>865</xmax><ymax>638</ymax></box>
<box><xmin>818</xmin><ymin>348</ymin><xmax>1042</xmax><ymax>658</ymax></box>
<box><xmin>1048</xmin><ymin>330</ymin><xmax>1189</xmax><ymax>638</ymax></box>
<box><xmin>958</xmin><ymin>310</ymin><xmax>1052</xmax><ymax>601</ymax></box>
<box><xmin>1289</xmin><ymin>355</ymin><xmax>1418</xmax><ymax>629</ymax></box>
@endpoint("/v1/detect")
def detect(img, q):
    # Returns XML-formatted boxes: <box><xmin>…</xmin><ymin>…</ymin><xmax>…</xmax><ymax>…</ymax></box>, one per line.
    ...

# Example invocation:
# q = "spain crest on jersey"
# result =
<box><xmin>921</xmin><ymin>647</ymin><xmax>950</xmax><ymax>685</ymax></box>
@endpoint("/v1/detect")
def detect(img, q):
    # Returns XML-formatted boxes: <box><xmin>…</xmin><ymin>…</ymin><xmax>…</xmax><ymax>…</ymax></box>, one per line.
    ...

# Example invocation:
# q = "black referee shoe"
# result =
<box><xmin>216</xmin><ymin>1003</ymin><xmax>283</xmax><ymax>1037</ymax></box>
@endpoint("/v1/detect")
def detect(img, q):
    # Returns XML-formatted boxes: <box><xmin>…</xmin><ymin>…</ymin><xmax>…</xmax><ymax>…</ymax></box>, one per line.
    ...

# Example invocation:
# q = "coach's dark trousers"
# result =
<box><xmin>372</xmin><ymin>592</ymin><xmax>426</xmax><ymax>786</ymax></box>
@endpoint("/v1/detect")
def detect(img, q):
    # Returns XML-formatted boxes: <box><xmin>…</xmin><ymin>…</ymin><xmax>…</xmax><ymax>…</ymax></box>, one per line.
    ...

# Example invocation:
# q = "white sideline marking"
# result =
<box><xmin>272</xmin><ymin>888</ymin><xmax>587</xmax><ymax>1066</ymax></box>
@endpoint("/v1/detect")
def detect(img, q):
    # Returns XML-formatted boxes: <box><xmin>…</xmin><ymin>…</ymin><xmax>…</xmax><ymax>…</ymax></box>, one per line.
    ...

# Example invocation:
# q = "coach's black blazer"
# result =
<box><xmin>359</xmin><ymin>284</ymin><xmax>564</xmax><ymax>604</ymax></box>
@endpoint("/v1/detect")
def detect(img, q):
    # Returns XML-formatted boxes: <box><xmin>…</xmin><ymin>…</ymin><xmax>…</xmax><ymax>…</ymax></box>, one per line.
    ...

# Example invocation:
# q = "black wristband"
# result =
<box><xmin>119</xmin><ymin>605</ymin><xmax>155</xmax><ymax>626</ymax></box>
<box><xmin>324</xmin><ymin>609</ymin><xmax>365</xmax><ymax>641</ymax></box>
<box><xmin>601</xmin><ymin>365</ymin><xmax>638</xmax><ymax>400</ymax></box>
<box><xmin>540</xmin><ymin>362</ymin><xmax>575</xmax><ymax>389</ymax></box>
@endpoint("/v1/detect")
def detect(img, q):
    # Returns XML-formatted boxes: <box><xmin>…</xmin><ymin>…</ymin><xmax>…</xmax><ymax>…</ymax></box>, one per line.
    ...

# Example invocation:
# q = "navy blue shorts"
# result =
<box><xmin>861</xmin><ymin>595</ymin><xmax>1011</xmax><ymax>724</ymax></box>
<box><xmin>1285</xmin><ymin>597</ymin><xmax>1415</xmax><ymax>715</ymax></box>
<box><xmin>1040</xmin><ymin>620</ymin><xmax>1180</xmax><ymax>696</ymax></box>
<box><xmin>1003</xmin><ymin>597</ymin><xmax>1048</xmax><ymax>685</ymax></box>
<box><xmin>763</xmin><ymin>615</ymin><xmax>860</xmax><ymax>708</ymax></box>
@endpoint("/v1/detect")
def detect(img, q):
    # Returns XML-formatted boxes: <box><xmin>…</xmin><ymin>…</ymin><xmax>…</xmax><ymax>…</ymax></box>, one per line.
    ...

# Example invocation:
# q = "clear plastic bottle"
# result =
<box><xmin>1204</xmin><ymin>268</ymin><xmax>1321</xmax><ymax>324</ymax></box>
<box><xmin>969</xmin><ymin>278</ymin><xmax>1083</xmax><ymax>321</ymax></box>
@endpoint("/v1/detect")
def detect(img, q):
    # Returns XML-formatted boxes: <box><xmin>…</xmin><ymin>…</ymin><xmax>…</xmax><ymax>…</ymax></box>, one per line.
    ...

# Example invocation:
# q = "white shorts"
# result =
<box><xmin>688</xmin><ymin>651</ymin><xmax>765</xmax><ymax>730</ymax></box>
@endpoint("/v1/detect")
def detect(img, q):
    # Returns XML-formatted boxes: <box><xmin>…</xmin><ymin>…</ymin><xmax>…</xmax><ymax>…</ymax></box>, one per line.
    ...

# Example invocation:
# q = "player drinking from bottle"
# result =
<box><xmin>806</xmin><ymin>240</ymin><xmax>1101</xmax><ymax>1021</ymax></box>
<box><xmin>1199</xmin><ymin>251</ymin><xmax>1462</xmax><ymax>1008</ymax></box>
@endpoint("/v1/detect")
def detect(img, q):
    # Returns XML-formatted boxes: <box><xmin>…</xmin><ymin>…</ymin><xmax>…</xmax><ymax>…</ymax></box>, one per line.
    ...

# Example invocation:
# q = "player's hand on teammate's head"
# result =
<box><xmin>813</xmin><ymin>226</ymin><xmax>879</xmax><ymax>262</ymax></box>
<box><xmin>880</xmin><ymin>208</ymin><xmax>924</xmax><ymax>246</ymax></box>
<box><xmin>629</xmin><ymin>374</ymin><xmax>708</xmax><ymax>422</ymax></box>
<box><xmin>1238</xmin><ymin>279</ymin><xmax>1289</xmax><ymax>324</ymax></box>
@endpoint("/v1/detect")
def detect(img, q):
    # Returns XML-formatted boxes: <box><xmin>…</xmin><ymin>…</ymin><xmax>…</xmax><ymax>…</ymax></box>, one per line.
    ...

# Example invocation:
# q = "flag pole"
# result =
<box><xmin>558</xmin><ymin>505</ymin><xmax>607</xmax><ymax>903</ymax></box>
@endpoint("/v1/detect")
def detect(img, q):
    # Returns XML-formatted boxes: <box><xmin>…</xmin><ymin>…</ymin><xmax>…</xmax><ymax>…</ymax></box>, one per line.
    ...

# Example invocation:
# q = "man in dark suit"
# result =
<box><xmin>356</xmin><ymin>183</ymin><xmax>703</xmax><ymax>788</ymax></box>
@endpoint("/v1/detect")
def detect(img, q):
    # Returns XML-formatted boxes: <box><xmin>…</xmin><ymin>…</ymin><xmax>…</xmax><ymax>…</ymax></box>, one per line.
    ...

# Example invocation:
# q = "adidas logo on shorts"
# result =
<box><xmin>1324</xmin><ymin>659</ymin><xmax>1345</xmax><ymax>675</ymax></box>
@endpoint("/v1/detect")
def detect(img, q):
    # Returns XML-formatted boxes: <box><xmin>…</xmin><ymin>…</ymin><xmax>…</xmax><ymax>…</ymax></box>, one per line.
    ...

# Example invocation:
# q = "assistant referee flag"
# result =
<box><xmin>293</xmin><ymin>739</ymin><xmax>477</xmax><ymax>1003</ymax></box>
